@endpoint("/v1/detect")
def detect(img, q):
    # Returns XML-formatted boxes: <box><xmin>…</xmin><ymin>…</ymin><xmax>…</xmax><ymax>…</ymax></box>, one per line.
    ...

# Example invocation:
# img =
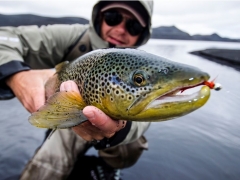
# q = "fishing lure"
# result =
<box><xmin>204</xmin><ymin>81</ymin><xmax>222</xmax><ymax>91</ymax></box>
<box><xmin>180</xmin><ymin>77</ymin><xmax>222</xmax><ymax>93</ymax></box>
<box><xmin>203</xmin><ymin>76</ymin><xmax>222</xmax><ymax>91</ymax></box>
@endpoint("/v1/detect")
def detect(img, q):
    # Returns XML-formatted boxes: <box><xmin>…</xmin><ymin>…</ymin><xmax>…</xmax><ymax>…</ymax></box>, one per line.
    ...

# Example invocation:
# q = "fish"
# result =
<box><xmin>29</xmin><ymin>48</ymin><xmax>212</xmax><ymax>129</ymax></box>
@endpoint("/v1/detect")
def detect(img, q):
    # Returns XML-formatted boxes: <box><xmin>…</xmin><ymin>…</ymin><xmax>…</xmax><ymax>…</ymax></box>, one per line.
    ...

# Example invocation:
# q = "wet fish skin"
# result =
<box><xmin>29</xmin><ymin>48</ymin><xmax>211</xmax><ymax>129</ymax></box>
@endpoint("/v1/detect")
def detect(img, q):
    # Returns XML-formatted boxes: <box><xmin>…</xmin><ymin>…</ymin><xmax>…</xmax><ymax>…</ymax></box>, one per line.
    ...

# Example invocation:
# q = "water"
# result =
<box><xmin>1</xmin><ymin>39</ymin><xmax>240</xmax><ymax>180</ymax></box>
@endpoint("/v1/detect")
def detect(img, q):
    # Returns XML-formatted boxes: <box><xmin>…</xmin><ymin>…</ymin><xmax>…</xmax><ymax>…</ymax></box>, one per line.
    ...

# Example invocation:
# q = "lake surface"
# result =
<box><xmin>1</xmin><ymin>39</ymin><xmax>240</xmax><ymax>180</ymax></box>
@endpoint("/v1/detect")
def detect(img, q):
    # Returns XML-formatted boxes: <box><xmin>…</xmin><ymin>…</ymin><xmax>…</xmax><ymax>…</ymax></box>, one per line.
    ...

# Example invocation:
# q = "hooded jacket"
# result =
<box><xmin>0</xmin><ymin>0</ymin><xmax>153</xmax><ymax>148</ymax></box>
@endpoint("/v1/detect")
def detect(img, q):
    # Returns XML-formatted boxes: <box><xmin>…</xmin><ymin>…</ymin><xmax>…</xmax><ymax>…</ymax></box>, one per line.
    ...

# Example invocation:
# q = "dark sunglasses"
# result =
<box><xmin>103</xmin><ymin>10</ymin><xmax>145</xmax><ymax>36</ymax></box>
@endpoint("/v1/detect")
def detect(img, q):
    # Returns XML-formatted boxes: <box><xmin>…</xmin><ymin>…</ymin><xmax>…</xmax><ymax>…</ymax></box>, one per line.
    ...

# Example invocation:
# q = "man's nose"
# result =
<box><xmin>114</xmin><ymin>20</ymin><xmax>127</xmax><ymax>34</ymax></box>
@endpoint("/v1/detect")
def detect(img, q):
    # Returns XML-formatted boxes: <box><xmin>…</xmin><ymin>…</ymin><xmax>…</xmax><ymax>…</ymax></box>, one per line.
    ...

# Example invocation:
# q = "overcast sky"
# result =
<box><xmin>0</xmin><ymin>0</ymin><xmax>240</xmax><ymax>39</ymax></box>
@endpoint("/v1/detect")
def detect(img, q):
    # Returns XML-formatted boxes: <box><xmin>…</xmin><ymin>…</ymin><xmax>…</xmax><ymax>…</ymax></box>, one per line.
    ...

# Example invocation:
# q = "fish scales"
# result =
<box><xmin>29</xmin><ymin>48</ymin><xmax>212</xmax><ymax>129</ymax></box>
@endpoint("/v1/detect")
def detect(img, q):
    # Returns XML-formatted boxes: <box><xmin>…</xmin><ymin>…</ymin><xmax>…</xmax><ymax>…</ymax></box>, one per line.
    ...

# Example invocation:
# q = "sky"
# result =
<box><xmin>0</xmin><ymin>0</ymin><xmax>240</xmax><ymax>39</ymax></box>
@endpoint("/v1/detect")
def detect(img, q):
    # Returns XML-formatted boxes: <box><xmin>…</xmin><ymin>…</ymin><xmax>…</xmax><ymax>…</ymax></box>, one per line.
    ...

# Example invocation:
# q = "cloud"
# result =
<box><xmin>0</xmin><ymin>0</ymin><xmax>239</xmax><ymax>39</ymax></box>
<box><xmin>152</xmin><ymin>1</ymin><xmax>240</xmax><ymax>38</ymax></box>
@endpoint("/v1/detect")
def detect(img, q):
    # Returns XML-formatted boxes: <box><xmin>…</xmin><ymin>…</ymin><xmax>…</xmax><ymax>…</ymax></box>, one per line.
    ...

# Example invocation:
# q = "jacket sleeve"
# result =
<box><xmin>94</xmin><ymin>121</ymin><xmax>150</xmax><ymax>149</ymax></box>
<box><xmin>0</xmin><ymin>24</ymin><xmax>88</xmax><ymax>99</ymax></box>
<box><xmin>119</xmin><ymin>121</ymin><xmax>150</xmax><ymax>145</ymax></box>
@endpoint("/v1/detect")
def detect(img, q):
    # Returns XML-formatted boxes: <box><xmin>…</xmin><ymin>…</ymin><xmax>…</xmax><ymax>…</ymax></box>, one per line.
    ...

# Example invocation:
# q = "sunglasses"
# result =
<box><xmin>103</xmin><ymin>10</ymin><xmax>145</xmax><ymax>36</ymax></box>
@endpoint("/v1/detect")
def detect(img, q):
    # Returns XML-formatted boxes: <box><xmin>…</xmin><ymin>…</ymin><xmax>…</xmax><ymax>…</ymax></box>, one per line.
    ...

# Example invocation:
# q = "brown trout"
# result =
<box><xmin>29</xmin><ymin>48</ymin><xmax>211</xmax><ymax>129</ymax></box>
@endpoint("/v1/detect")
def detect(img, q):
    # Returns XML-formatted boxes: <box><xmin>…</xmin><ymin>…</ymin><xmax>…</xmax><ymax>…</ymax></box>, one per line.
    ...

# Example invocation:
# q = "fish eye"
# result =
<box><xmin>133</xmin><ymin>74</ymin><xmax>146</xmax><ymax>86</ymax></box>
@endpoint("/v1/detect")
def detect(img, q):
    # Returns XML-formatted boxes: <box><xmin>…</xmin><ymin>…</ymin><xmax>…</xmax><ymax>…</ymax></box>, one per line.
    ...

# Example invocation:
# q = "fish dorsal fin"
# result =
<box><xmin>29</xmin><ymin>91</ymin><xmax>88</xmax><ymax>129</ymax></box>
<box><xmin>55</xmin><ymin>61</ymin><xmax>69</xmax><ymax>73</ymax></box>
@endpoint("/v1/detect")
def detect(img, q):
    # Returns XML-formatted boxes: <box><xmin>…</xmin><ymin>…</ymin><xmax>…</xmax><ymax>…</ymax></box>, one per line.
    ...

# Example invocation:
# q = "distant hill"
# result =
<box><xmin>151</xmin><ymin>26</ymin><xmax>240</xmax><ymax>43</ymax></box>
<box><xmin>0</xmin><ymin>14</ymin><xmax>89</xmax><ymax>27</ymax></box>
<box><xmin>151</xmin><ymin>26</ymin><xmax>192</xmax><ymax>40</ymax></box>
<box><xmin>0</xmin><ymin>14</ymin><xmax>239</xmax><ymax>43</ymax></box>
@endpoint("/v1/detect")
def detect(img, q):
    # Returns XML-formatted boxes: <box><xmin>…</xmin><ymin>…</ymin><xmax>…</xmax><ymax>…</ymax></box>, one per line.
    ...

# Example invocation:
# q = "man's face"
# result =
<box><xmin>100</xmin><ymin>9</ymin><xmax>141</xmax><ymax>47</ymax></box>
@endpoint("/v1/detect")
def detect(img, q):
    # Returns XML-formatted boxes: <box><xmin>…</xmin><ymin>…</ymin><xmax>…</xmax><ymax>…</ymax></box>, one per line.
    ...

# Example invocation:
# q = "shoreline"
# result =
<box><xmin>189</xmin><ymin>49</ymin><xmax>240</xmax><ymax>71</ymax></box>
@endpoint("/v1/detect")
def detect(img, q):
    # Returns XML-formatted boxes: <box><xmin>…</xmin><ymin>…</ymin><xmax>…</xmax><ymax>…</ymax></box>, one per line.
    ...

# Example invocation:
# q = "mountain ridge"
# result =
<box><xmin>0</xmin><ymin>14</ymin><xmax>239</xmax><ymax>43</ymax></box>
<box><xmin>151</xmin><ymin>25</ymin><xmax>240</xmax><ymax>42</ymax></box>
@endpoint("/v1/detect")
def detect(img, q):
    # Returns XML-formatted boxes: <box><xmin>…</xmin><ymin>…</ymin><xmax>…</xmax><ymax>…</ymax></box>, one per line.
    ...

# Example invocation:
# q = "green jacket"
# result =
<box><xmin>0</xmin><ymin>0</ymin><xmax>153</xmax><ymax>148</ymax></box>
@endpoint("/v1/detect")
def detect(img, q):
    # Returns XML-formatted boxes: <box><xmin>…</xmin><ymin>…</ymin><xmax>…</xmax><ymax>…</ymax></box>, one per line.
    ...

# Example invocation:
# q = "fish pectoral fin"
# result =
<box><xmin>55</xmin><ymin>61</ymin><xmax>69</xmax><ymax>72</ymax></box>
<box><xmin>29</xmin><ymin>91</ymin><xmax>88</xmax><ymax>129</ymax></box>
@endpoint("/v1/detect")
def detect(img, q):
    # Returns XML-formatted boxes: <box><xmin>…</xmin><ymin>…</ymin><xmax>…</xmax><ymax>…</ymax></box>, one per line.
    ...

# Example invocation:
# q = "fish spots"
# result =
<box><xmin>60</xmin><ymin>49</ymin><xmax>181</xmax><ymax>112</ymax></box>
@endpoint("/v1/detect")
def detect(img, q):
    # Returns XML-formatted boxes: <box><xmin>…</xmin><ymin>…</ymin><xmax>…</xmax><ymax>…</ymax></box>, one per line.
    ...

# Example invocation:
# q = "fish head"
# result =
<box><xmin>84</xmin><ymin>48</ymin><xmax>211</xmax><ymax>122</ymax></box>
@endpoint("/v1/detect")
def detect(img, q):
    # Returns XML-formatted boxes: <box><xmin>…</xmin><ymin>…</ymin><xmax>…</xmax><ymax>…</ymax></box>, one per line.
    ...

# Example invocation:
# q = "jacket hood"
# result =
<box><xmin>89</xmin><ymin>0</ymin><xmax>153</xmax><ymax>50</ymax></box>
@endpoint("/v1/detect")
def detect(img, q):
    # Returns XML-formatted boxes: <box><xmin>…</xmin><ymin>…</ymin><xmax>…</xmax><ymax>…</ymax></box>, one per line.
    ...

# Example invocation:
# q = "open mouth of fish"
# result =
<box><xmin>146</xmin><ymin>81</ymin><xmax>210</xmax><ymax>109</ymax></box>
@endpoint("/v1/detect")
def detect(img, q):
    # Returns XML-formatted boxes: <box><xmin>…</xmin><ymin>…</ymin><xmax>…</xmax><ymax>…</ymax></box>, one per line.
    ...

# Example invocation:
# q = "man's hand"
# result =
<box><xmin>60</xmin><ymin>81</ymin><xmax>127</xmax><ymax>142</ymax></box>
<box><xmin>6</xmin><ymin>69</ymin><xmax>55</xmax><ymax>113</ymax></box>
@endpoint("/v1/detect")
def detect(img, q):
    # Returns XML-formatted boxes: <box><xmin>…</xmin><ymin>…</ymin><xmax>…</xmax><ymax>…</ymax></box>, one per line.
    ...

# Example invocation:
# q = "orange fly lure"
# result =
<box><xmin>203</xmin><ymin>77</ymin><xmax>222</xmax><ymax>91</ymax></box>
<box><xmin>180</xmin><ymin>77</ymin><xmax>222</xmax><ymax>93</ymax></box>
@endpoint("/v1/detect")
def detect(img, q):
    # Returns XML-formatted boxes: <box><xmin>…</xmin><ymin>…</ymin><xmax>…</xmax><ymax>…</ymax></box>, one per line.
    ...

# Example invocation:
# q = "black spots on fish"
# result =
<box><xmin>85</xmin><ymin>94</ymin><xmax>89</xmax><ymax>99</ymax></box>
<box><xmin>116</xmin><ymin>77</ymin><xmax>121</xmax><ymax>82</ymax></box>
<box><xmin>173</xmin><ymin>67</ymin><xmax>179</xmax><ymax>71</ymax></box>
<box><xmin>88</xmin><ymin>86</ymin><xmax>92</xmax><ymax>92</ymax></box>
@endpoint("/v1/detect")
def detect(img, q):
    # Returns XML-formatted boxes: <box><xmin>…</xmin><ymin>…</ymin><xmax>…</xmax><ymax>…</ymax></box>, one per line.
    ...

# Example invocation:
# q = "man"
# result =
<box><xmin>0</xmin><ymin>0</ymin><xmax>153</xmax><ymax>179</ymax></box>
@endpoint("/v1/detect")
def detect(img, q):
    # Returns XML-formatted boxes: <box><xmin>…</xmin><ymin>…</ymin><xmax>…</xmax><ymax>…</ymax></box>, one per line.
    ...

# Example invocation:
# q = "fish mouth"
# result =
<box><xmin>146</xmin><ymin>81</ymin><xmax>210</xmax><ymax>110</ymax></box>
